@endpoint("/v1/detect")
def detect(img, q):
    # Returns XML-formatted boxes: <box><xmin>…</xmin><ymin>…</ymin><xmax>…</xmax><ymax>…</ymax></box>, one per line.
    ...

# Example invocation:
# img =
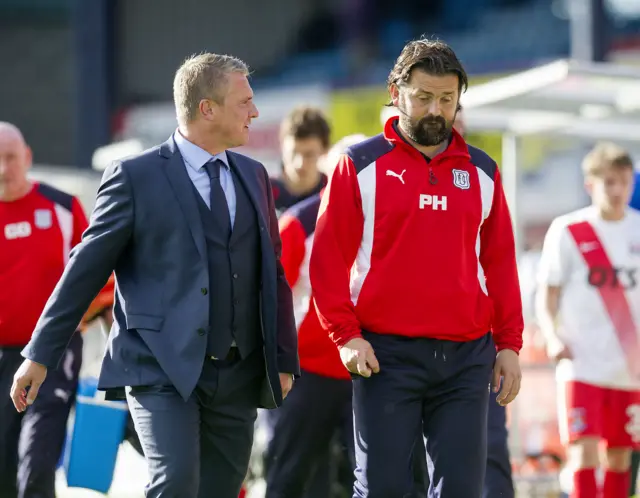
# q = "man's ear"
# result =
<box><xmin>389</xmin><ymin>83</ymin><xmax>400</xmax><ymax>107</ymax></box>
<box><xmin>24</xmin><ymin>145</ymin><xmax>33</xmax><ymax>171</ymax></box>
<box><xmin>198</xmin><ymin>99</ymin><xmax>219</xmax><ymax>122</ymax></box>
<box><xmin>584</xmin><ymin>177</ymin><xmax>593</xmax><ymax>196</ymax></box>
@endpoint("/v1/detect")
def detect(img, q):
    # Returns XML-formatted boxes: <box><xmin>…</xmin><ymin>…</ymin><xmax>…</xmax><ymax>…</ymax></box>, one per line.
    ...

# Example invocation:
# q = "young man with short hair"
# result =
<box><xmin>271</xmin><ymin>106</ymin><xmax>330</xmax><ymax>214</ymax></box>
<box><xmin>537</xmin><ymin>143</ymin><xmax>640</xmax><ymax>498</ymax></box>
<box><xmin>265</xmin><ymin>134</ymin><xmax>366</xmax><ymax>498</ymax></box>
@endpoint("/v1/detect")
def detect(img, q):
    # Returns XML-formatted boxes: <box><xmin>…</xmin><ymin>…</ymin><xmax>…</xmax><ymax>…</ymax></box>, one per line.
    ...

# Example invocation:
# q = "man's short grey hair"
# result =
<box><xmin>173</xmin><ymin>53</ymin><xmax>249</xmax><ymax>125</ymax></box>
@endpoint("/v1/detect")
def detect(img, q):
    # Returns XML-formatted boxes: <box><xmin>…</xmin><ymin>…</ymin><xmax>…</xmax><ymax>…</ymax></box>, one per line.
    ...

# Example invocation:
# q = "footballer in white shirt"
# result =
<box><xmin>537</xmin><ymin>142</ymin><xmax>640</xmax><ymax>498</ymax></box>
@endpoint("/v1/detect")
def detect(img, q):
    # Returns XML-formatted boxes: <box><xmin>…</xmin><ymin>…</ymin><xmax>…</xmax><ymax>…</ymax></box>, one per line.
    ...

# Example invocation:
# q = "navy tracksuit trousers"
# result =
<box><xmin>484</xmin><ymin>391</ymin><xmax>514</xmax><ymax>498</ymax></box>
<box><xmin>263</xmin><ymin>369</ymin><xmax>429</xmax><ymax>498</ymax></box>
<box><xmin>412</xmin><ymin>388</ymin><xmax>514</xmax><ymax>498</ymax></box>
<box><xmin>264</xmin><ymin>369</ymin><xmax>354</xmax><ymax>498</ymax></box>
<box><xmin>352</xmin><ymin>331</ymin><xmax>498</xmax><ymax>498</ymax></box>
<box><xmin>0</xmin><ymin>333</ymin><xmax>82</xmax><ymax>498</ymax></box>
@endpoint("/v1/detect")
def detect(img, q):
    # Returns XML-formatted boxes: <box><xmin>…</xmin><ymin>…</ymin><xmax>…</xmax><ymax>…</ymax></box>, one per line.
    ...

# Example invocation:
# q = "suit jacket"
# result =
<box><xmin>22</xmin><ymin>137</ymin><xmax>299</xmax><ymax>408</ymax></box>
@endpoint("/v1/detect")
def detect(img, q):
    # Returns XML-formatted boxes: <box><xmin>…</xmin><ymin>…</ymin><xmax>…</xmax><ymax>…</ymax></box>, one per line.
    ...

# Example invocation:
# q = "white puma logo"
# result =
<box><xmin>386</xmin><ymin>169</ymin><xmax>406</xmax><ymax>184</ymax></box>
<box><xmin>54</xmin><ymin>388</ymin><xmax>70</xmax><ymax>403</ymax></box>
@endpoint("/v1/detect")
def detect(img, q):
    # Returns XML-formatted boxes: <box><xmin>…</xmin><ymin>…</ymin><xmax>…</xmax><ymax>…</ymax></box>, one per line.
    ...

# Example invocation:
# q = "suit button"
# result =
<box><xmin>233</xmin><ymin>298</ymin><xmax>239</xmax><ymax>305</ymax></box>
<box><xmin>201</xmin><ymin>288</ymin><xmax>208</xmax><ymax>295</ymax></box>
<box><xmin>233</xmin><ymin>273</ymin><xmax>238</xmax><ymax>279</ymax></box>
<box><xmin>197</xmin><ymin>328</ymin><xmax>206</xmax><ymax>336</ymax></box>
<box><xmin>260</xmin><ymin>226</ymin><xmax>265</xmax><ymax>232</ymax></box>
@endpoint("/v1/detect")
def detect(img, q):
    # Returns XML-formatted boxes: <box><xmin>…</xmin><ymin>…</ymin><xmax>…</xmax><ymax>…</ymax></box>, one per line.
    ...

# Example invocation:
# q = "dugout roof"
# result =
<box><xmin>461</xmin><ymin>58</ymin><xmax>640</xmax><ymax>142</ymax></box>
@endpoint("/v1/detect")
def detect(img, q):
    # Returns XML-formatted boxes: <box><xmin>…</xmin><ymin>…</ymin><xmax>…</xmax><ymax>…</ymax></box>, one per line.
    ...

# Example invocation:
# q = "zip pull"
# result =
<box><xmin>429</xmin><ymin>168</ymin><xmax>438</xmax><ymax>185</ymax></box>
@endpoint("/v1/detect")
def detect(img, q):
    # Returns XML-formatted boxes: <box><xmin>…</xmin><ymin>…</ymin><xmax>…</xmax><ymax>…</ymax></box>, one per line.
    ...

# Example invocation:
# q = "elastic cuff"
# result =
<box><xmin>335</xmin><ymin>331</ymin><xmax>364</xmax><ymax>349</ymax></box>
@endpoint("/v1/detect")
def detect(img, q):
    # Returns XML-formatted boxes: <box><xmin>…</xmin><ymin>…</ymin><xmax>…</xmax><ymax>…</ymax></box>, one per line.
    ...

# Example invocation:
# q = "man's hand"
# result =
<box><xmin>10</xmin><ymin>360</ymin><xmax>47</xmax><ymax>412</ymax></box>
<box><xmin>339</xmin><ymin>337</ymin><xmax>380</xmax><ymax>378</ymax></box>
<box><xmin>279</xmin><ymin>372</ymin><xmax>294</xmax><ymax>399</ymax></box>
<box><xmin>492</xmin><ymin>349</ymin><xmax>521</xmax><ymax>406</ymax></box>
<box><xmin>550</xmin><ymin>345</ymin><xmax>572</xmax><ymax>362</ymax></box>
<box><xmin>546</xmin><ymin>337</ymin><xmax>572</xmax><ymax>362</ymax></box>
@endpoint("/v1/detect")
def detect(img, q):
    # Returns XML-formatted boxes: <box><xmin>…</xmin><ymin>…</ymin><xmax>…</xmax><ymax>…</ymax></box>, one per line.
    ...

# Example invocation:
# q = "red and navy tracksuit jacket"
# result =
<box><xmin>310</xmin><ymin>117</ymin><xmax>524</xmax><ymax>353</ymax></box>
<box><xmin>0</xmin><ymin>183</ymin><xmax>88</xmax><ymax>347</ymax></box>
<box><xmin>278</xmin><ymin>194</ymin><xmax>350</xmax><ymax>380</ymax></box>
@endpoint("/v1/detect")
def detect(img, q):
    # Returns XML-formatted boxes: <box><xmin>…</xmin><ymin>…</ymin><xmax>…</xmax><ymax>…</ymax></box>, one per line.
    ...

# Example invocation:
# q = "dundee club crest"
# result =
<box><xmin>452</xmin><ymin>169</ymin><xmax>470</xmax><ymax>190</ymax></box>
<box><xmin>34</xmin><ymin>209</ymin><xmax>53</xmax><ymax>229</ymax></box>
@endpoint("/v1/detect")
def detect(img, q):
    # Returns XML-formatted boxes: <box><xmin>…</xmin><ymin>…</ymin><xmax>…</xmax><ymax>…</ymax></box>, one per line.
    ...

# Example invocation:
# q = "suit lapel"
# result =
<box><xmin>228</xmin><ymin>153</ymin><xmax>268</xmax><ymax>233</ymax></box>
<box><xmin>160</xmin><ymin>137</ymin><xmax>207</xmax><ymax>262</ymax></box>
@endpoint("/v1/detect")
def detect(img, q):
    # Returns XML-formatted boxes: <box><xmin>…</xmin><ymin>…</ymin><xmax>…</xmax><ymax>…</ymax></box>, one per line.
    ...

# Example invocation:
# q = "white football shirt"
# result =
<box><xmin>537</xmin><ymin>206</ymin><xmax>640</xmax><ymax>389</ymax></box>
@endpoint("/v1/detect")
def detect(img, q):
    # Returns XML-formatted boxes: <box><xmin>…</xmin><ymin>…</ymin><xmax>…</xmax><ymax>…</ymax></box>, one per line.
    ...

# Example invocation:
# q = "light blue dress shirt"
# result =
<box><xmin>174</xmin><ymin>130</ymin><xmax>236</xmax><ymax>228</ymax></box>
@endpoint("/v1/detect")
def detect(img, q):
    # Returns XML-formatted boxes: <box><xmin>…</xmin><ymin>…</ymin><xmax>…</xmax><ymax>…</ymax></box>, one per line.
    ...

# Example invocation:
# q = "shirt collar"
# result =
<box><xmin>173</xmin><ymin>129</ymin><xmax>229</xmax><ymax>173</ymax></box>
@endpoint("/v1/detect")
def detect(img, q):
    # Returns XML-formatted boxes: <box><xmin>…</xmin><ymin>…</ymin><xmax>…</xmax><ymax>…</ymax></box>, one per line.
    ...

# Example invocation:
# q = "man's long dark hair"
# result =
<box><xmin>385</xmin><ymin>38</ymin><xmax>468</xmax><ymax>107</ymax></box>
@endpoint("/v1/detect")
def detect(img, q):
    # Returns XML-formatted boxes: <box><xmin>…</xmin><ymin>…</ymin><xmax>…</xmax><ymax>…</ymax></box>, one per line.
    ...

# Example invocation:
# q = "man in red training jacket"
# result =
<box><xmin>0</xmin><ymin>122</ymin><xmax>87</xmax><ymax>498</ymax></box>
<box><xmin>264</xmin><ymin>134</ymin><xmax>366</xmax><ymax>497</ymax></box>
<box><xmin>310</xmin><ymin>39</ymin><xmax>524</xmax><ymax>498</ymax></box>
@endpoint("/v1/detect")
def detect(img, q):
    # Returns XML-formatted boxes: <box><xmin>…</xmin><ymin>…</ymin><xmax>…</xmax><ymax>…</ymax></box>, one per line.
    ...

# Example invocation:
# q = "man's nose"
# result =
<box><xmin>292</xmin><ymin>154</ymin><xmax>304</xmax><ymax>169</ymax></box>
<box><xmin>428</xmin><ymin>101</ymin><xmax>442</xmax><ymax>115</ymax></box>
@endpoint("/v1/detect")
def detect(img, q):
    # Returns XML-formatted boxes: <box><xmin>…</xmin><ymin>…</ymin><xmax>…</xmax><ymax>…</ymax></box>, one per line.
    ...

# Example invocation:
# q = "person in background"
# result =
<box><xmin>270</xmin><ymin>106</ymin><xmax>330</xmax><ymax>214</ymax></box>
<box><xmin>264</xmin><ymin>134</ymin><xmax>367</xmax><ymax>498</ymax></box>
<box><xmin>452</xmin><ymin>110</ymin><xmax>516</xmax><ymax>498</ymax></box>
<box><xmin>628</xmin><ymin>168</ymin><xmax>640</xmax><ymax>498</ymax></box>
<box><xmin>0</xmin><ymin>122</ymin><xmax>86</xmax><ymax>498</ymax></box>
<box><xmin>311</xmin><ymin>39</ymin><xmax>523</xmax><ymax>498</ymax></box>
<box><xmin>629</xmin><ymin>169</ymin><xmax>640</xmax><ymax>213</ymax></box>
<box><xmin>536</xmin><ymin>143</ymin><xmax>640</xmax><ymax>498</ymax></box>
<box><xmin>255</xmin><ymin>104</ymin><xmax>330</xmax><ymax>495</ymax></box>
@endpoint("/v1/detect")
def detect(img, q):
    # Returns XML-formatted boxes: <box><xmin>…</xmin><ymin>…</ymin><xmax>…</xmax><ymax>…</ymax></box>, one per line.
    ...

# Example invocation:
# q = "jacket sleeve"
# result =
<box><xmin>309</xmin><ymin>155</ymin><xmax>364</xmax><ymax>348</ymax></box>
<box><xmin>264</xmin><ymin>169</ymin><xmax>300</xmax><ymax>376</ymax></box>
<box><xmin>479</xmin><ymin>167</ymin><xmax>524</xmax><ymax>353</ymax></box>
<box><xmin>278</xmin><ymin>214</ymin><xmax>307</xmax><ymax>288</ymax></box>
<box><xmin>22</xmin><ymin>161</ymin><xmax>134</xmax><ymax>368</ymax></box>
<box><xmin>71</xmin><ymin>197</ymin><xmax>115</xmax><ymax>329</ymax></box>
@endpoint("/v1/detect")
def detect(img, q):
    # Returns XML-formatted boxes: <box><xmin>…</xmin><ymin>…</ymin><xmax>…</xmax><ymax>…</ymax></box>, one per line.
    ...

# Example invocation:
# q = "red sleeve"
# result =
<box><xmin>309</xmin><ymin>155</ymin><xmax>364</xmax><ymax>348</ymax></box>
<box><xmin>71</xmin><ymin>197</ymin><xmax>89</xmax><ymax>249</ymax></box>
<box><xmin>270</xmin><ymin>178</ymin><xmax>281</xmax><ymax>202</ymax></box>
<box><xmin>479</xmin><ymin>168</ymin><xmax>524</xmax><ymax>353</ymax></box>
<box><xmin>278</xmin><ymin>214</ymin><xmax>307</xmax><ymax>288</ymax></box>
<box><xmin>81</xmin><ymin>273</ymin><xmax>115</xmax><ymax>327</ymax></box>
<box><xmin>71</xmin><ymin>197</ymin><xmax>113</xmax><ymax>329</ymax></box>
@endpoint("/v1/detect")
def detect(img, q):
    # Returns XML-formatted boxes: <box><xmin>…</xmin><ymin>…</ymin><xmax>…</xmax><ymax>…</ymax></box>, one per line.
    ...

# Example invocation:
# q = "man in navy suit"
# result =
<box><xmin>10</xmin><ymin>53</ymin><xmax>299</xmax><ymax>498</ymax></box>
